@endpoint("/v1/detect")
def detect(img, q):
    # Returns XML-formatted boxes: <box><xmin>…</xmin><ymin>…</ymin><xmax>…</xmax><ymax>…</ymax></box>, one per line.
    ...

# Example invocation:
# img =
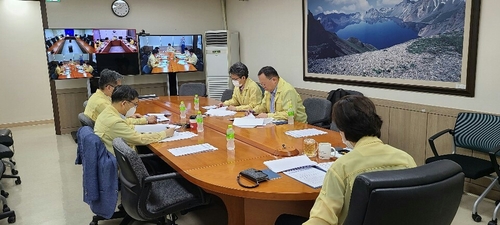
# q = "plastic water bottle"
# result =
<box><xmin>226</xmin><ymin>125</ymin><xmax>235</xmax><ymax>150</ymax></box>
<box><xmin>196</xmin><ymin>111</ymin><xmax>204</xmax><ymax>132</ymax></box>
<box><xmin>287</xmin><ymin>102</ymin><xmax>295</xmax><ymax>125</ymax></box>
<box><xmin>194</xmin><ymin>94</ymin><xmax>200</xmax><ymax>110</ymax></box>
<box><xmin>180</xmin><ymin>101</ymin><xmax>186</xmax><ymax>119</ymax></box>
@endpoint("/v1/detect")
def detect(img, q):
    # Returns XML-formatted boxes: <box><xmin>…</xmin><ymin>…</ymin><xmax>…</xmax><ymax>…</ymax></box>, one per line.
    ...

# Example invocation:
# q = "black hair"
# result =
<box><xmin>98</xmin><ymin>69</ymin><xmax>123</xmax><ymax>89</ymax></box>
<box><xmin>332</xmin><ymin>95</ymin><xmax>383</xmax><ymax>142</ymax></box>
<box><xmin>152</xmin><ymin>49</ymin><xmax>159</xmax><ymax>54</ymax></box>
<box><xmin>257</xmin><ymin>66</ymin><xmax>279</xmax><ymax>79</ymax></box>
<box><xmin>229</xmin><ymin>62</ymin><xmax>249</xmax><ymax>78</ymax></box>
<box><xmin>168</xmin><ymin>43</ymin><xmax>172</xmax><ymax>46</ymax></box>
<box><xmin>188</xmin><ymin>49</ymin><xmax>194</xmax><ymax>53</ymax></box>
<box><xmin>111</xmin><ymin>85</ymin><xmax>139</xmax><ymax>103</ymax></box>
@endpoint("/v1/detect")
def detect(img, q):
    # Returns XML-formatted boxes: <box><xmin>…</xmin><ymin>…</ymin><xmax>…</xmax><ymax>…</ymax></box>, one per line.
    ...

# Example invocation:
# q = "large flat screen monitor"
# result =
<box><xmin>138</xmin><ymin>34</ymin><xmax>203</xmax><ymax>74</ymax></box>
<box><xmin>93</xmin><ymin>29</ymin><xmax>139</xmax><ymax>75</ymax></box>
<box><xmin>44</xmin><ymin>28</ymin><xmax>96</xmax><ymax>80</ymax></box>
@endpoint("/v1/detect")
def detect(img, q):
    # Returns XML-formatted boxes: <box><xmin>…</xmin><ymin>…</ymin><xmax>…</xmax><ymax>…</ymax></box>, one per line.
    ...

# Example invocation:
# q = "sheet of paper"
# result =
<box><xmin>168</xmin><ymin>143</ymin><xmax>218</xmax><ymax>156</ymax></box>
<box><xmin>202</xmin><ymin>105</ymin><xmax>218</xmax><ymax>110</ymax></box>
<box><xmin>135</xmin><ymin>124</ymin><xmax>170</xmax><ymax>133</ymax></box>
<box><xmin>159</xmin><ymin>131</ymin><xmax>197</xmax><ymax>143</ymax></box>
<box><xmin>233</xmin><ymin>118</ymin><xmax>265</xmax><ymax>128</ymax></box>
<box><xmin>263</xmin><ymin>155</ymin><xmax>318</xmax><ymax>173</ymax></box>
<box><xmin>146</xmin><ymin>113</ymin><xmax>169</xmax><ymax>122</ymax></box>
<box><xmin>315</xmin><ymin>162</ymin><xmax>334</xmax><ymax>172</ymax></box>
<box><xmin>285</xmin><ymin>128</ymin><xmax>328</xmax><ymax>138</ymax></box>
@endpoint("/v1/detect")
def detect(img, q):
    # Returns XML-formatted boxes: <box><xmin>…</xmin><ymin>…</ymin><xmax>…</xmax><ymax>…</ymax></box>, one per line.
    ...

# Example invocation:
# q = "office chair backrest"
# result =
<box><xmin>179</xmin><ymin>83</ymin><xmax>206</xmax><ymax>96</ymax></box>
<box><xmin>83</xmin><ymin>100</ymin><xmax>88</xmax><ymax>108</ymax></box>
<box><xmin>113</xmin><ymin>138</ymin><xmax>149</xmax><ymax>221</ymax></box>
<box><xmin>78</xmin><ymin>113</ymin><xmax>95</xmax><ymax>128</ymax></box>
<box><xmin>303</xmin><ymin>98</ymin><xmax>332</xmax><ymax>126</ymax></box>
<box><xmin>220</xmin><ymin>89</ymin><xmax>233</xmax><ymax>102</ymax></box>
<box><xmin>343</xmin><ymin>159</ymin><xmax>464</xmax><ymax>225</ymax></box>
<box><xmin>453</xmin><ymin>112</ymin><xmax>500</xmax><ymax>153</ymax></box>
<box><xmin>258</xmin><ymin>83</ymin><xmax>265</xmax><ymax>97</ymax></box>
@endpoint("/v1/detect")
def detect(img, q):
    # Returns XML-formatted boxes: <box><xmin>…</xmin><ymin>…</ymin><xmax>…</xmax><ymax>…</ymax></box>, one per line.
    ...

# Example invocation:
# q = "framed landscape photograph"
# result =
<box><xmin>303</xmin><ymin>0</ymin><xmax>481</xmax><ymax>96</ymax></box>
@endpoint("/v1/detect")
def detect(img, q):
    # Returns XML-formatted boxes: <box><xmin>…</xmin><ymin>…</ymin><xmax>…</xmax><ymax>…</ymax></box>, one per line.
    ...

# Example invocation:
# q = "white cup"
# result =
<box><xmin>318</xmin><ymin>143</ymin><xmax>332</xmax><ymax>160</ymax></box>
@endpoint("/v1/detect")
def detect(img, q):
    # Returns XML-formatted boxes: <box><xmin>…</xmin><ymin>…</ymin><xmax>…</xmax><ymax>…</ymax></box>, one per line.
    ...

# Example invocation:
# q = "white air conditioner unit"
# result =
<box><xmin>204</xmin><ymin>30</ymin><xmax>240</xmax><ymax>100</ymax></box>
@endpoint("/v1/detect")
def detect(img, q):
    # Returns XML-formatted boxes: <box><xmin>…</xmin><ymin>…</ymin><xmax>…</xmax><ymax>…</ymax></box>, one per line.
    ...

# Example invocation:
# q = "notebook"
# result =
<box><xmin>168</xmin><ymin>143</ymin><xmax>218</xmax><ymax>156</ymax></box>
<box><xmin>263</xmin><ymin>155</ymin><xmax>334</xmax><ymax>189</ymax></box>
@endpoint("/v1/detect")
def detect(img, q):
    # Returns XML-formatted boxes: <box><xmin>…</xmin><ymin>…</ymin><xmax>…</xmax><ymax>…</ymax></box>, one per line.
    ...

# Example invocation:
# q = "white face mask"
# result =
<box><xmin>125</xmin><ymin>106</ymin><xmax>137</xmax><ymax>117</ymax></box>
<box><xmin>340</xmin><ymin>131</ymin><xmax>355</xmax><ymax>149</ymax></box>
<box><xmin>232</xmin><ymin>79</ymin><xmax>241</xmax><ymax>87</ymax></box>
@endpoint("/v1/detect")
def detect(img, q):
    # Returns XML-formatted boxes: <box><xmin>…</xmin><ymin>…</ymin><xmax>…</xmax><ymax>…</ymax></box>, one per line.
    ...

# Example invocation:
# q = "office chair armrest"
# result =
<box><xmin>309</xmin><ymin>118</ymin><xmax>331</xmax><ymax>126</ymax></box>
<box><xmin>138</xmin><ymin>153</ymin><xmax>156</xmax><ymax>159</ymax></box>
<box><xmin>489</xmin><ymin>145</ymin><xmax>500</xmax><ymax>178</ymax></box>
<box><xmin>142</xmin><ymin>172</ymin><xmax>182</xmax><ymax>185</ymax></box>
<box><xmin>428</xmin><ymin>128</ymin><xmax>453</xmax><ymax>157</ymax></box>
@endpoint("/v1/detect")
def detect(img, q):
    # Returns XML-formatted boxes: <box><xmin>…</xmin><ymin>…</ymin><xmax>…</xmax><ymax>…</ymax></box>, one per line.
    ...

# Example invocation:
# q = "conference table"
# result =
<box><xmin>47</xmin><ymin>37</ymin><xmax>95</xmax><ymax>54</ymax></box>
<box><xmin>57</xmin><ymin>63</ymin><xmax>93</xmax><ymax>79</ymax></box>
<box><xmin>96</xmin><ymin>39</ymin><xmax>137</xmax><ymax>53</ymax></box>
<box><xmin>136</xmin><ymin>97</ymin><xmax>343</xmax><ymax>225</ymax></box>
<box><xmin>151</xmin><ymin>51</ymin><xmax>197</xmax><ymax>73</ymax></box>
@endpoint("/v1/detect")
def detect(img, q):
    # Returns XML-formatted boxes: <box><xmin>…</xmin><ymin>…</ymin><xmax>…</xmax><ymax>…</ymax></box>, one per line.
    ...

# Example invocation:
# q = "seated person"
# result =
<box><xmin>84</xmin><ymin>69</ymin><xmax>156</xmax><ymax>124</ymax></box>
<box><xmin>186</xmin><ymin>49</ymin><xmax>198</xmax><ymax>65</ymax></box>
<box><xmin>148</xmin><ymin>49</ymin><xmax>160</xmax><ymax>69</ymax></box>
<box><xmin>55</xmin><ymin>62</ymin><xmax>64</xmax><ymax>76</ymax></box>
<box><xmin>218</xmin><ymin>62</ymin><xmax>263</xmax><ymax>111</ymax></box>
<box><xmin>83</xmin><ymin>61</ymin><xmax>94</xmax><ymax>73</ymax></box>
<box><xmin>94</xmin><ymin>85</ymin><xmax>175</xmax><ymax>155</ymax></box>
<box><xmin>166</xmin><ymin>43</ymin><xmax>175</xmax><ymax>52</ymax></box>
<box><xmin>184</xmin><ymin>48</ymin><xmax>189</xmax><ymax>57</ymax></box>
<box><xmin>252</xmin><ymin>66</ymin><xmax>307</xmax><ymax>123</ymax></box>
<box><xmin>275</xmin><ymin>95</ymin><xmax>417</xmax><ymax>225</ymax></box>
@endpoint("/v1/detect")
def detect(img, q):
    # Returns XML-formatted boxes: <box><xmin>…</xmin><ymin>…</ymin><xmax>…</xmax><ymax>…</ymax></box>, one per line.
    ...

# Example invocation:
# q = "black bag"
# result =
<box><xmin>237</xmin><ymin>168</ymin><xmax>268</xmax><ymax>188</ymax></box>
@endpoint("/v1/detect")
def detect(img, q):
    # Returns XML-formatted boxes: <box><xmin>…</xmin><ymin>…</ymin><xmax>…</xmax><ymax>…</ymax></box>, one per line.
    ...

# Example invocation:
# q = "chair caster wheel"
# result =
<box><xmin>7</xmin><ymin>216</ymin><xmax>15</xmax><ymax>223</ymax></box>
<box><xmin>472</xmin><ymin>213</ymin><xmax>482</xmax><ymax>222</ymax></box>
<box><xmin>1</xmin><ymin>190</ymin><xmax>9</xmax><ymax>198</ymax></box>
<box><xmin>11</xmin><ymin>169</ymin><xmax>17</xmax><ymax>175</ymax></box>
<box><xmin>89</xmin><ymin>221</ymin><xmax>98</xmax><ymax>225</ymax></box>
<box><xmin>488</xmin><ymin>220</ymin><xmax>497</xmax><ymax>225</ymax></box>
<box><xmin>3</xmin><ymin>205</ymin><xmax>9</xmax><ymax>212</ymax></box>
<box><xmin>15</xmin><ymin>178</ymin><xmax>21</xmax><ymax>185</ymax></box>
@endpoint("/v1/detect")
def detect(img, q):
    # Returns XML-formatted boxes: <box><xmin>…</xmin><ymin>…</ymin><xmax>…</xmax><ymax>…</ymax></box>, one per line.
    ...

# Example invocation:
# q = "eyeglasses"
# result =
<box><xmin>127</xmin><ymin>100</ymin><xmax>139</xmax><ymax>107</ymax></box>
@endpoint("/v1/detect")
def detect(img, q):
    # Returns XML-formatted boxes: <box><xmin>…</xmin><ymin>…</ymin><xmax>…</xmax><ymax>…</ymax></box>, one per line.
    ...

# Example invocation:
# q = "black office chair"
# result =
<box><xmin>78</xmin><ymin>113</ymin><xmax>95</xmax><ymax>128</ymax></box>
<box><xmin>220</xmin><ymin>89</ymin><xmax>233</xmax><ymax>102</ymax></box>
<box><xmin>0</xmin><ymin>157</ymin><xmax>16</xmax><ymax>224</ymax></box>
<box><xmin>426</xmin><ymin>112</ymin><xmax>500</xmax><ymax>222</ymax></box>
<box><xmin>303</xmin><ymin>98</ymin><xmax>332</xmax><ymax>129</ymax></box>
<box><xmin>343</xmin><ymin>159</ymin><xmax>464</xmax><ymax>225</ymax></box>
<box><xmin>113</xmin><ymin>138</ymin><xmax>208</xmax><ymax>225</ymax></box>
<box><xmin>178</xmin><ymin>83</ymin><xmax>206</xmax><ymax>97</ymax></box>
<box><xmin>0</xmin><ymin>145</ymin><xmax>20</xmax><ymax>185</ymax></box>
<box><xmin>487</xmin><ymin>145</ymin><xmax>500</xmax><ymax>225</ymax></box>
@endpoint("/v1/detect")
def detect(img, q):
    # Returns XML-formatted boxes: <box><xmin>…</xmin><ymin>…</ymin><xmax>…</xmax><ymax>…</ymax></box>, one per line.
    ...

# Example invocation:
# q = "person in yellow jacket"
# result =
<box><xmin>274</xmin><ymin>95</ymin><xmax>416</xmax><ymax>225</ymax></box>
<box><xmin>252</xmin><ymin>66</ymin><xmax>307</xmax><ymax>123</ymax></box>
<box><xmin>218</xmin><ymin>62</ymin><xmax>263</xmax><ymax>111</ymax></box>
<box><xmin>84</xmin><ymin>69</ymin><xmax>157</xmax><ymax>124</ymax></box>
<box><xmin>94</xmin><ymin>85</ymin><xmax>175</xmax><ymax>154</ymax></box>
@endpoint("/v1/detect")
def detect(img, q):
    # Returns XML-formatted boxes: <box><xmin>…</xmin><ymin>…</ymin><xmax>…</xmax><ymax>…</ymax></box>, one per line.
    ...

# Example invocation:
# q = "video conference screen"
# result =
<box><xmin>44</xmin><ymin>28</ymin><xmax>97</xmax><ymax>80</ymax></box>
<box><xmin>138</xmin><ymin>34</ymin><xmax>203</xmax><ymax>74</ymax></box>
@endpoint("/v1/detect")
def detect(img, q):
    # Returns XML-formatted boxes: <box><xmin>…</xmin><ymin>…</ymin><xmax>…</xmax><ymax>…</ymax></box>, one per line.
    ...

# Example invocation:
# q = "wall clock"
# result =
<box><xmin>111</xmin><ymin>0</ymin><xmax>129</xmax><ymax>17</ymax></box>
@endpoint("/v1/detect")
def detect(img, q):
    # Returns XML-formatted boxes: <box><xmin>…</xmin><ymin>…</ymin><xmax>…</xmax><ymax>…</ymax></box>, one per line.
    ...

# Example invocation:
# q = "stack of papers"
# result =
<box><xmin>232</xmin><ymin>114</ymin><xmax>272</xmax><ymax>128</ymax></box>
<box><xmin>159</xmin><ymin>131</ymin><xmax>197</xmax><ymax>143</ymax></box>
<box><xmin>205</xmin><ymin>107</ymin><xmax>237</xmax><ymax>117</ymax></box>
<box><xmin>284</xmin><ymin>167</ymin><xmax>327</xmax><ymax>189</ymax></box>
<box><xmin>285</xmin><ymin>128</ymin><xmax>328</xmax><ymax>138</ymax></box>
<box><xmin>168</xmin><ymin>143</ymin><xmax>218</xmax><ymax>156</ymax></box>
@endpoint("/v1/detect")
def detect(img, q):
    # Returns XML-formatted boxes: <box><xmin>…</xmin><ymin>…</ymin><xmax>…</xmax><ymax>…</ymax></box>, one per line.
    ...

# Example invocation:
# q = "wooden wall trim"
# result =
<box><xmin>0</xmin><ymin>119</ymin><xmax>53</xmax><ymax>129</ymax></box>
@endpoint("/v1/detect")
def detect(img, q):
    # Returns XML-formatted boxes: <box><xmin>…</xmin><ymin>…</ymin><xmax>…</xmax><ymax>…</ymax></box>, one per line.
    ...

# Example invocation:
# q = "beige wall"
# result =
<box><xmin>227</xmin><ymin>0</ymin><xmax>500</xmax><ymax>115</ymax></box>
<box><xmin>0</xmin><ymin>1</ymin><xmax>53</xmax><ymax>125</ymax></box>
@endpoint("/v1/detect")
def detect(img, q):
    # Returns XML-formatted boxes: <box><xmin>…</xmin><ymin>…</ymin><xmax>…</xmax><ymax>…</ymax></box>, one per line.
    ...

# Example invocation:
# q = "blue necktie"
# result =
<box><xmin>270</xmin><ymin>91</ymin><xmax>275</xmax><ymax>113</ymax></box>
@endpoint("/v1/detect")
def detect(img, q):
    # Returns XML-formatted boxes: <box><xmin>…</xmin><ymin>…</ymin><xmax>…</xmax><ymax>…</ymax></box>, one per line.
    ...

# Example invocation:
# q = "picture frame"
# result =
<box><xmin>303</xmin><ymin>0</ymin><xmax>481</xmax><ymax>97</ymax></box>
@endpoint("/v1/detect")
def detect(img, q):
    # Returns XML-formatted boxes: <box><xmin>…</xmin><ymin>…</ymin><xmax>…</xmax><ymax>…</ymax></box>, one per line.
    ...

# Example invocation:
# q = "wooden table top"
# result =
<box><xmin>151</xmin><ymin>51</ymin><xmax>197</xmax><ymax>74</ymax></box>
<box><xmin>57</xmin><ymin>63</ymin><xmax>93</xmax><ymax>79</ymax></box>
